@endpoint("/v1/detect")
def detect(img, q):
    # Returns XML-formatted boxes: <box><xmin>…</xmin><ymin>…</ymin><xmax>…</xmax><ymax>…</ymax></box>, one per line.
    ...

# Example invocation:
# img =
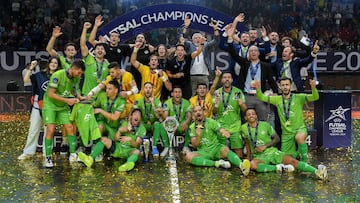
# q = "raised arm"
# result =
<box><xmin>88</xmin><ymin>15</ymin><xmax>104</xmax><ymax>47</ymax></box>
<box><xmin>190</xmin><ymin>36</ymin><xmax>205</xmax><ymax>59</ymax></box>
<box><xmin>80</xmin><ymin>22</ymin><xmax>92</xmax><ymax>57</ymax></box>
<box><xmin>209</xmin><ymin>67</ymin><xmax>222</xmax><ymax>95</ymax></box>
<box><xmin>130</xmin><ymin>41</ymin><xmax>143</xmax><ymax>69</ymax></box>
<box><xmin>306</xmin><ymin>78</ymin><xmax>319</xmax><ymax>102</ymax></box>
<box><xmin>46</xmin><ymin>26</ymin><xmax>63</xmax><ymax>57</ymax></box>
<box><xmin>23</xmin><ymin>60</ymin><xmax>37</xmax><ymax>83</ymax></box>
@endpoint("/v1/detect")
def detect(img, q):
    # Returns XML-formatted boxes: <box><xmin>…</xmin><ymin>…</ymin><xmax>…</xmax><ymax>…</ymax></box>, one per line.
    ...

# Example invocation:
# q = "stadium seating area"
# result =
<box><xmin>0</xmin><ymin>0</ymin><xmax>359</xmax><ymax>51</ymax></box>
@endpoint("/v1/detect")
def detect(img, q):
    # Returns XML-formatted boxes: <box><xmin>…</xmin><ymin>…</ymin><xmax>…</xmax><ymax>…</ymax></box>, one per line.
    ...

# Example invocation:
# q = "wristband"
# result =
<box><xmin>161</xmin><ymin>76</ymin><xmax>167</xmax><ymax>82</ymax></box>
<box><xmin>133</xmin><ymin>47</ymin><xmax>139</xmax><ymax>53</ymax></box>
<box><xmin>126</xmin><ymin>91</ymin><xmax>132</xmax><ymax>96</ymax></box>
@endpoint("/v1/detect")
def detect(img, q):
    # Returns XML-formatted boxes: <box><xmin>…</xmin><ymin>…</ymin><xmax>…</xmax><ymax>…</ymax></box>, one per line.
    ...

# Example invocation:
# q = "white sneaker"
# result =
<box><xmin>45</xmin><ymin>157</ymin><xmax>53</xmax><ymax>168</ymax></box>
<box><xmin>95</xmin><ymin>152</ymin><xmax>103</xmax><ymax>162</ymax></box>
<box><xmin>276</xmin><ymin>164</ymin><xmax>283</xmax><ymax>173</ymax></box>
<box><xmin>18</xmin><ymin>153</ymin><xmax>33</xmax><ymax>160</ymax></box>
<box><xmin>215</xmin><ymin>159</ymin><xmax>231</xmax><ymax>169</ymax></box>
<box><xmin>240</xmin><ymin>159</ymin><xmax>251</xmax><ymax>176</ymax></box>
<box><xmin>182</xmin><ymin>146</ymin><xmax>191</xmax><ymax>154</ymax></box>
<box><xmin>160</xmin><ymin>147</ymin><xmax>169</xmax><ymax>158</ymax></box>
<box><xmin>69</xmin><ymin>153</ymin><xmax>78</xmax><ymax>163</ymax></box>
<box><xmin>282</xmin><ymin>164</ymin><xmax>295</xmax><ymax>172</ymax></box>
<box><xmin>316</xmin><ymin>164</ymin><xmax>328</xmax><ymax>180</ymax></box>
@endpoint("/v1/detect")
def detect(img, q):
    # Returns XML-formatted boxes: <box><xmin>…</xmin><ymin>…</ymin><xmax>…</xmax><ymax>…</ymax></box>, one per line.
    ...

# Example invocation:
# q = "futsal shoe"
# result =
<box><xmin>118</xmin><ymin>162</ymin><xmax>135</xmax><ymax>172</ymax></box>
<box><xmin>215</xmin><ymin>159</ymin><xmax>231</xmax><ymax>169</ymax></box>
<box><xmin>315</xmin><ymin>164</ymin><xmax>328</xmax><ymax>180</ymax></box>
<box><xmin>240</xmin><ymin>159</ymin><xmax>250</xmax><ymax>176</ymax></box>
<box><xmin>78</xmin><ymin>152</ymin><xmax>94</xmax><ymax>167</ymax></box>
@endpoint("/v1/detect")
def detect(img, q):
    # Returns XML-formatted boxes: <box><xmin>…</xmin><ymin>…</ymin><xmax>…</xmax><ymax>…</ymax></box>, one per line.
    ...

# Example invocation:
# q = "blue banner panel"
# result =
<box><xmin>97</xmin><ymin>3</ymin><xmax>248</xmax><ymax>42</ymax></box>
<box><xmin>314</xmin><ymin>91</ymin><xmax>352</xmax><ymax>148</ymax></box>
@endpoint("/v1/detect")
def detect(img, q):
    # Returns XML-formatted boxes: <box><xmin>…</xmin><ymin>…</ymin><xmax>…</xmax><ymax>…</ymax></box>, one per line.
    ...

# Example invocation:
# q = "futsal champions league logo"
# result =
<box><xmin>325</xmin><ymin>106</ymin><xmax>351</xmax><ymax>136</ymax></box>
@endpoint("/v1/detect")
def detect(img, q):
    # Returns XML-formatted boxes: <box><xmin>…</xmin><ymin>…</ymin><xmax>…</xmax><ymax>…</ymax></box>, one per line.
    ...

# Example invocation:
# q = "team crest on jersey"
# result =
<box><xmin>52</xmin><ymin>78</ymin><xmax>59</xmax><ymax>84</ymax></box>
<box><xmin>144</xmin><ymin>50</ymin><xmax>149</xmax><ymax>54</ymax></box>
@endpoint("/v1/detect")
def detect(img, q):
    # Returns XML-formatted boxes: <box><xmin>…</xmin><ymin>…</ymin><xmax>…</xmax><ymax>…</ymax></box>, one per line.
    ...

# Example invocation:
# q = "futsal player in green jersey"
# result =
<box><xmin>213</xmin><ymin>72</ymin><xmax>247</xmax><ymax>158</ymax></box>
<box><xmin>42</xmin><ymin>59</ymin><xmax>86</xmax><ymax>168</ymax></box>
<box><xmin>79</xmin><ymin>109</ymin><xmax>146</xmax><ymax>172</ymax></box>
<box><xmin>162</xmin><ymin>86</ymin><xmax>192</xmax><ymax>155</ymax></box>
<box><xmin>80</xmin><ymin>22</ymin><xmax>109</xmax><ymax>95</ymax></box>
<box><xmin>186</xmin><ymin>105</ymin><xmax>251</xmax><ymax>176</ymax></box>
<box><xmin>242</xmin><ymin>108</ymin><xmax>327</xmax><ymax>180</ymax></box>
<box><xmin>46</xmin><ymin>26</ymin><xmax>77</xmax><ymax>70</ymax></box>
<box><xmin>93</xmin><ymin>80</ymin><xmax>126</xmax><ymax>140</ymax></box>
<box><xmin>133</xmin><ymin>82</ymin><xmax>169</xmax><ymax>157</ymax></box>
<box><xmin>255</xmin><ymin>78</ymin><xmax>319</xmax><ymax>162</ymax></box>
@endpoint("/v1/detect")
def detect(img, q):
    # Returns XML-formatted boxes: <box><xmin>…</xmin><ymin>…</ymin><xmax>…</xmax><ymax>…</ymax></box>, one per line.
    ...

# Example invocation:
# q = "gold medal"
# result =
<box><xmin>147</xmin><ymin>121</ymin><xmax>151</xmax><ymax>125</ymax></box>
<box><xmin>285</xmin><ymin>120</ymin><xmax>291</xmax><ymax>126</ymax></box>
<box><xmin>196</xmin><ymin>124</ymin><xmax>204</xmax><ymax>129</ymax></box>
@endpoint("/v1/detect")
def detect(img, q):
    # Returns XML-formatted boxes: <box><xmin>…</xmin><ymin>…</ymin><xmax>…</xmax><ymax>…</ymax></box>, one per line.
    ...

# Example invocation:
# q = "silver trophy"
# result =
<box><xmin>162</xmin><ymin>116</ymin><xmax>179</xmax><ymax>160</ymax></box>
<box><xmin>143</xmin><ymin>137</ymin><xmax>150</xmax><ymax>162</ymax></box>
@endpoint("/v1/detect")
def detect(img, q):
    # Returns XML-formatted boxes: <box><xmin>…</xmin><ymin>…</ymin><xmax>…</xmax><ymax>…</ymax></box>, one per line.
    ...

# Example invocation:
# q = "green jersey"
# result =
<box><xmin>43</xmin><ymin>69</ymin><xmax>81</xmax><ymax>111</ymax></box>
<box><xmin>189</xmin><ymin>118</ymin><xmax>222</xmax><ymax>151</ymax></box>
<box><xmin>58</xmin><ymin>55</ymin><xmax>72</xmax><ymax>70</ymax></box>
<box><xmin>241</xmin><ymin>121</ymin><xmax>276</xmax><ymax>157</ymax></box>
<box><xmin>133</xmin><ymin>97</ymin><xmax>162</xmax><ymax>124</ymax></box>
<box><xmin>82</xmin><ymin>54</ymin><xmax>109</xmax><ymax>95</ymax></box>
<box><xmin>214</xmin><ymin>86</ymin><xmax>245</xmax><ymax>133</ymax></box>
<box><xmin>256</xmin><ymin>89</ymin><xmax>319</xmax><ymax>135</ymax></box>
<box><xmin>119</xmin><ymin>121</ymin><xmax>146</xmax><ymax>148</ymax></box>
<box><xmin>163</xmin><ymin>98</ymin><xmax>191</xmax><ymax>123</ymax></box>
<box><xmin>94</xmin><ymin>91</ymin><xmax>126</xmax><ymax>128</ymax></box>
<box><xmin>70</xmin><ymin>103</ymin><xmax>101</xmax><ymax>145</ymax></box>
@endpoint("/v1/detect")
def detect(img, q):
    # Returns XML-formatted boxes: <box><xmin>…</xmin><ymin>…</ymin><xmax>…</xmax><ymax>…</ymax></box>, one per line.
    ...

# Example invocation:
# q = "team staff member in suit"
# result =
<box><xmin>273</xmin><ymin>41</ymin><xmax>320</xmax><ymax>92</ymax></box>
<box><xmin>226</xmin><ymin>25</ymin><xmax>278</xmax><ymax>122</ymax></box>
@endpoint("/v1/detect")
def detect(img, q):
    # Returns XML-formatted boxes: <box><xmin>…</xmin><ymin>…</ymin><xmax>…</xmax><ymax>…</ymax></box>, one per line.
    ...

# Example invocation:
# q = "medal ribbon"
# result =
<box><xmin>282</xmin><ymin>94</ymin><xmax>292</xmax><ymax>121</ymax></box>
<box><xmin>247</xmin><ymin>122</ymin><xmax>259</xmax><ymax>148</ymax></box>
<box><xmin>222</xmin><ymin>86</ymin><xmax>232</xmax><ymax>110</ymax></box>
<box><xmin>172</xmin><ymin>99</ymin><xmax>182</xmax><ymax>120</ymax></box>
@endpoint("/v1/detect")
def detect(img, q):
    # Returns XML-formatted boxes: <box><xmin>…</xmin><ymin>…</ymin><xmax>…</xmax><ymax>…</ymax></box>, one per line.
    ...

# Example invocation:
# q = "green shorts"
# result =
<box><xmin>253</xmin><ymin>147</ymin><xmax>285</xmax><ymax>165</ymax></box>
<box><xmin>98</xmin><ymin>120</ymin><xmax>118</xmax><ymax>140</ymax></box>
<box><xmin>196</xmin><ymin>144</ymin><xmax>225</xmax><ymax>160</ymax></box>
<box><xmin>281</xmin><ymin>127</ymin><xmax>308</xmax><ymax>158</ymax></box>
<box><xmin>230</xmin><ymin>131</ymin><xmax>243</xmax><ymax>149</ymax></box>
<box><xmin>110</xmin><ymin>141</ymin><xmax>137</xmax><ymax>159</ymax></box>
<box><xmin>43</xmin><ymin>108</ymin><xmax>71</xmax><ymax>125</ymax></box>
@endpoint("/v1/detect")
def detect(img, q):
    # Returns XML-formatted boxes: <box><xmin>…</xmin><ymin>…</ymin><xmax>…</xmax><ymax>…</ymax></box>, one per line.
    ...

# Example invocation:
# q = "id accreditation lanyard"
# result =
<box><xmin>282</xmin><ymin>94</ymin><xmax>292</xmax><ymax>126</ymax></box>
<box><xmin>172</xmin><ymin>99</ymin><xmax>182</xmax><ymax>121</ymax></box>
<box><xmin>247</xmin><ymin>122</ymin><xmax>259</xmax><ymax>148</ymax></box>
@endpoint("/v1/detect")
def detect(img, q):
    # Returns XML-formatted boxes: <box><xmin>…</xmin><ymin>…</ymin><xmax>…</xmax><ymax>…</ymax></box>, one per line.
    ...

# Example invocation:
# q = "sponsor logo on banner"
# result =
<box><xmin>325</xmin><ymin>106</ymin><xmax>351</xmax><ymax>136</ymax></box>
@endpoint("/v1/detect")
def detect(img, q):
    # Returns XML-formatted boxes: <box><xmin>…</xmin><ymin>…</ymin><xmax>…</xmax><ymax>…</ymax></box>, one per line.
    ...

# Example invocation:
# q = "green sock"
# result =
<box><xmin>226</xmin><ymin>150</ymin><xmax>241</xmax><ymax>166</ymax></box>
<box><xmin>184</xmin><ymin>129</ymin><xmax>190</xmax><ymax>147</ymax></box>
<box><xmin>127</xmin><ymin>154</ymin><xmax>139</xmax><ymax>163</ymax></box>
<box><xmin>160</xmin><ymin>125</ymin><xmax>170</xmax><ymax>147</ymax></box>
<box><xmin>297</xmin><ymin>161</ymin><xmax>316</xmax><ymax>173</ymax></box>
<box><xmin>90</xmin><ymin>142</ymin><xmax>105</xmax><ymax>159</ymax></box>
<box><xmin>256</xmin><ymin>163</ymin><xmax>277</xmax><ymax>172</ymax></box>
<box><xmin>298</xmin><ymin>143</ymin><xmax>308</xmax><ymax>162</ymax></box>
<box><xmin>45</xmin><ymin>138</ymin><xmax>53</xmax><ymax>157</ymax></box>
<box><xmin>153</xmin><ymin>123</ymin><xmax>161</xmax><ymax>148</ymax></box>
<box><xmin>191</xmin><ymin>156</ymin><xmax>215</xmax><ymax>167</ymax></box>
<box><xmin>67</xmin><ymin>135</ymin><xmax>76</xmax><ymax>153</ymax></box>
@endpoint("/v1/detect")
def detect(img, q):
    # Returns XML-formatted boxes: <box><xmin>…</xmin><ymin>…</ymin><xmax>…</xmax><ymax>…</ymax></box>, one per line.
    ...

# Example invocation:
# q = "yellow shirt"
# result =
<box><xmin>189</xmin><ymin>92</ymin><xmax>213</xmax><ymax>118</ymax></box>
<box><xmin>138</xmin><ymin>64</ymin><xmax>169</xmax><ymax>99</ymax></box>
